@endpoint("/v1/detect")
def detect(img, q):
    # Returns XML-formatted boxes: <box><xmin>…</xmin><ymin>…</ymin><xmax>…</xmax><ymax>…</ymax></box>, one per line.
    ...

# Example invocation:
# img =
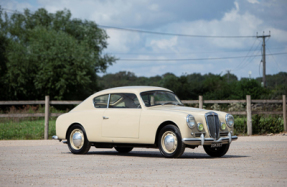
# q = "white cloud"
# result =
<box><xmin>105</xmin><ymin>29</ymin><xmax>141</xmax><ymax>53</ymax></box>
<box><xmin>247</xmin><ymin>0</ymin><xmax>260</xmax><ymax>4</ymax></box>
<box><xmin>3</xmin><ymin>0</ymin><xmax>287</xmax><ymax>79</ymax></box>
<box><xmin>149</xmin><ymin>37</ymin><xmax>178</xmax><ymax>51</ymax></box>
<box><xmin>265</xmin><ymin>28</ymin><xmax>287</xmax><ymax>42</ymax></box>
<box><xmin>1</xmin><ymin>0</ymin><xmax>34</xmax><ymax>11</ymax></box>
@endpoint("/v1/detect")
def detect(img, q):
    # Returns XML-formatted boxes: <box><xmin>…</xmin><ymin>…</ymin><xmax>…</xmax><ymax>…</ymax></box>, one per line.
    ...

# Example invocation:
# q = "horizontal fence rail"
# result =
<box><xmin>0</xmin><ymin>95</ymin><xmax>286</xmax><ymax>138</ymax></box>
<box><xmin>181</xmin><ymin>99</ymin><xmax>284</xmax><ymax>104</ymax></box>
<box><xmin>0</xmin><ymin>100</ymin><xmax>82</xmax><ymax>105</ymax></box>
<box><xmin>0</xmin><ymin>113</ymin><xmax>62</xmax><ymax>118</ymax></box>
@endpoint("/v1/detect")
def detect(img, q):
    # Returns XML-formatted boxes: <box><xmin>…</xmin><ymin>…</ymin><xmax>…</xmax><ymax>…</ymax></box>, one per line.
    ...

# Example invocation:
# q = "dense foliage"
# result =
<box><xmin>0</xmin><ymin>8</ymin><xmax>116</xmax><ymax>100</ymax></box>
<box><xmin>98</xmin><ymin>71</ymin><xmax>287</xmax><ymax>100</ymax></box>
<box><xmin>234</xmin><ymin>115</ymin><xmax>284</xmax><ymax>135</ymax></box>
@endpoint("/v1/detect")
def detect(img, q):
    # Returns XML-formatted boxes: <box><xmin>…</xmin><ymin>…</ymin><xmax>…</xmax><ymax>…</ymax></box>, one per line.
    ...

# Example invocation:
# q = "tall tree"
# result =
<box><xmin>0</xmin><ymin>8</ymin><xmax>116</xmax><ymax>100</ymax></box>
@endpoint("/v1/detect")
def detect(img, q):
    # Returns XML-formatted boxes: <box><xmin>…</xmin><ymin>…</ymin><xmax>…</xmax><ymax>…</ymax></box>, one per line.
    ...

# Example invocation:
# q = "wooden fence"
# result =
<box><xmin>182</xmin><ymin>95</ymin><xmax>286</xmax><ymax>136</ymax></box>
<box><xmin>0</xmin><ymin>95</ymin><xmax>286</xmax><ymax>139</ymax></box>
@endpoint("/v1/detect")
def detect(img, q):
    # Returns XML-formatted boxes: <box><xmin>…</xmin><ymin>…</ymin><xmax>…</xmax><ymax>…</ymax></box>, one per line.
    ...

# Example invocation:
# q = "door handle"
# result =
<box><xmin>103</xmin><ymin>116</ymin><xmax>109</xmax><ymax>119</ymax></box>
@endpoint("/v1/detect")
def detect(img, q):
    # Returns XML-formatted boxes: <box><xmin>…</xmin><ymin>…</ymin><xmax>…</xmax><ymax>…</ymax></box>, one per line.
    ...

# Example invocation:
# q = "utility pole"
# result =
<box><xmin>257</xmin><ymin>31</ymin><xmax>271</xmax><ymax>87</ymax></box>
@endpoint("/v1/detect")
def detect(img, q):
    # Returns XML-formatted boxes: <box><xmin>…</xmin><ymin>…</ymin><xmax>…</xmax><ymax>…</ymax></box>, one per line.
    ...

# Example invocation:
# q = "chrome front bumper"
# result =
<box><xmin>182</xmin><ymin>132</ymin><xmax>238</xmax><ymax>146</ymax></box>
<box><xmin>52</xmin><ymin>135</ymin><xmax>59</xmax><ymax>140</ymax></box>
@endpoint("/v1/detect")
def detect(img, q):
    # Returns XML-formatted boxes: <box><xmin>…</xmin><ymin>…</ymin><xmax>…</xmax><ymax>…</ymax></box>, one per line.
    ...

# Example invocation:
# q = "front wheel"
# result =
<box><xmin>158</xmin><ymin>125</ymin><xmax>185</xmax><ymax>158</ymax></box>
<box><xmin>203</xmin><ymin>144</ymin><xmax>230</xmax><ymax>157</ymax></box>
<box><xmin>67</xmin><ymin>124</ymin><xmax>91</xmax><ymax>154</ymax></box>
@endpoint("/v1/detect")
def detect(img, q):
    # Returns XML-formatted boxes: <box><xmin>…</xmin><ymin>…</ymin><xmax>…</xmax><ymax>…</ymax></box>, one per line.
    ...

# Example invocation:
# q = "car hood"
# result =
<box><xmin>146</xmin><ymin>105</ymin><xmax>227</xmax><ymax>116</ymax></box>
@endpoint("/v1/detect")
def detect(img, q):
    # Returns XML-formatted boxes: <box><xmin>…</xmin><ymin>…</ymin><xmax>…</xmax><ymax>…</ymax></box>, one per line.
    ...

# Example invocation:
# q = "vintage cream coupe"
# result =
<box><xmin>53</xmin><ymin>86</ymin><xmax>237</xmax><ymax>158</ymax></box>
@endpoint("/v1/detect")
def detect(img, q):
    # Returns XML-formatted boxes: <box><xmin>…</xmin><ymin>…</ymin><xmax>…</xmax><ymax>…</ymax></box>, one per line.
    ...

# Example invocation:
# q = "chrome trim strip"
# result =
<box><xmin>182</xmin><ymin>136</ymin><xmax>238</xmax><ymax>146</ymax></box>
<box><xmin>107</xmin><ymin>94</ymin><xmax>111</xmax><ymax>108</ymax></box>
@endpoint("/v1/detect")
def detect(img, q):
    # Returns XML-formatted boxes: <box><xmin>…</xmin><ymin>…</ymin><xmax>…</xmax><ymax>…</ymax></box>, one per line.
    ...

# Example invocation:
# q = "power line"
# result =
<box><xmin>233</xmin><ymin>39</ymin><xmax>259</xmax><ymax>70</ymax></box>
<box><xmin>267</xmin><ymin>47</ymin><xmax>282</xmax><ymax>72</ymax></box>
<box><xmin>106</xmin><ymin>46</ymin><xmax>286</xmax><ymax>55</ymax></box>
<box><xmin>1</xmin><ymin>7</ymin><xmax>257</xmax><ymax>39</ymax></box>
<box><xmin>98</xmin><ymin>25</ymin><xmax>257</xmax><ymax>38</ymax></box>
<box><xmin>233</xmin><ymin>40</ymin><xmax>263</xmax><ymax>71</ymax></box>
<box><xmin>117</xmin><ymin>52</ymin><xmax>287</xmax><ymax>61</ymax></box>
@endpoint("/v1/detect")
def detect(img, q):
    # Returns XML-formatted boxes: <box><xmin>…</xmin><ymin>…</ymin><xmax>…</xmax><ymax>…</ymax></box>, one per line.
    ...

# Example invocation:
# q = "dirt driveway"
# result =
<box><xmin>0</xmin><ymin>136</ymin><xmax>286</xmax><ymax>186</ymax></box>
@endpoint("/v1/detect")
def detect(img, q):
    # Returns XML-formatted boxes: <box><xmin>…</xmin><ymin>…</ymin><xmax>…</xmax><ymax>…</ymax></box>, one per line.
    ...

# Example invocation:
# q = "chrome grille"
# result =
<box><xmin>205</xmin><ymin>112</ymin><xmax>220</xmax><ymax>140</ymax></box>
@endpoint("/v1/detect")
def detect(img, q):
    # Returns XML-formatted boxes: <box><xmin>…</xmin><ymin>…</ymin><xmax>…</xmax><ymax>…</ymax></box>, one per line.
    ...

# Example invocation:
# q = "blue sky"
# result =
<box><xmin>2</xmin><ymin>0</ymin><xmax>287</xmax><ymax>79</ymax></box>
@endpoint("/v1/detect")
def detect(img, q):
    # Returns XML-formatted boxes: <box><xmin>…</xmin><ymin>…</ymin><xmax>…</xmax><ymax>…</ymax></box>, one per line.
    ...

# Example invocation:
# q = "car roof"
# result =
<box><xmin>95</xmin><ymin>86</ymin><xmax>172</xmax><ymax>95</ymax></box>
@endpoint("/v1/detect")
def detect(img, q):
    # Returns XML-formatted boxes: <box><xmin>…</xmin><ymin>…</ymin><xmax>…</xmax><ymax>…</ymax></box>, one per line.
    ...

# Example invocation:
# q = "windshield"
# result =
<box><xmin>140</xmin><ymin>91</ymin><xmax>184</xmax><ymax>107</ymax></box>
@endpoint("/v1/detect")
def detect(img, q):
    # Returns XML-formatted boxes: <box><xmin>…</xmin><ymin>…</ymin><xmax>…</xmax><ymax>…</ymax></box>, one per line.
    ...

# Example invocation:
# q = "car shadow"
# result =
<box><xmin>62</xmin><ymin>150</ymin><xmax>249</xmax><ymax>159</ymax></box>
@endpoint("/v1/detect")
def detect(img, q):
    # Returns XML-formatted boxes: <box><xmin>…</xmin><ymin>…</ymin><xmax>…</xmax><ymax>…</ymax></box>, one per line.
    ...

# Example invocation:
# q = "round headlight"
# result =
<box><xmin>186</xmin><ymin>114</ymin><xmax>196</xmax><ymax>129</ymax></box>
<box><xmin>225</xmin><ymin>114</ymin><xmax>234</xmax><ymax>127</ymax></box>
<box><xmin>221</xmin><ymin>122</ymin><xmax>227</xmax><ymax>130</ymax></box>
<box><xmin>197</xmin><ymin>123</ymin><xmax>204</xmax><ymax>131</ymax></box>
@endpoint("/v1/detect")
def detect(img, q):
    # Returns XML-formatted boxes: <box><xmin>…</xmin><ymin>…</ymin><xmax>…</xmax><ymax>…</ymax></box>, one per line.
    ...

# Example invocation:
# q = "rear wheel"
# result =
<box><xmin>115</xmin><ymin>147</ymin><xmax>133</xmax><ymax>153</ymax></box>
<box><xmin>158</xmin><ymin>125</ymin><xmax>185</xmax><ymax>158</ymax></box>
<box><xmin>203</xmin><ymin>144</ymin><xmax>230</xmax><ymax>157</ymax></box>
<box><xmin>67</xmin><ymin>124</ymin><xmax>91</xmax><ymax>154</ymax></box>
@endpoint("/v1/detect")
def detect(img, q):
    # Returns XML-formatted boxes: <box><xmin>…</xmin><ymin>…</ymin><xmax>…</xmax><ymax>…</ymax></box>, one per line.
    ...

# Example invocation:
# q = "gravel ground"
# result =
<box><xmin>0</xmin><ymin>136</ymin><xmax>286</xmax><ymax>186</ymax></box>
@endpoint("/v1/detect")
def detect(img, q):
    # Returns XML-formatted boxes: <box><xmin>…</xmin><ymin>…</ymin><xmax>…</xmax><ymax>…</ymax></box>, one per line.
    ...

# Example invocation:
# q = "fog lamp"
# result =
<box><xmin>221</xmin><ymin>122</ymin><xmax>227</xmax><ymax>130</ymax></box>
<box><xmin>197</xmin><ymin>123</ymin><xmax>204</xmax><ymax>131</ymax></box>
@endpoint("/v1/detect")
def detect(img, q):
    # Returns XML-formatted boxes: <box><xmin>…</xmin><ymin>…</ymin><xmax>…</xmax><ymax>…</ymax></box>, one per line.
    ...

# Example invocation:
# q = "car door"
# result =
<box><xmin>102</xmin><ymin>93</ymin><xmax>141</xmax><ymax>139</ymax></box>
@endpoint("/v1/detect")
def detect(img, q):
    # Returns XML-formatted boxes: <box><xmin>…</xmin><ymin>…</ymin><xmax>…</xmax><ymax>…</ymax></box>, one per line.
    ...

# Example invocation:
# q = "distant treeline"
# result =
<box><xmin>98</xmin><ymin>71</ymin><xmax>287</xmax><ymax>100</ymax></box>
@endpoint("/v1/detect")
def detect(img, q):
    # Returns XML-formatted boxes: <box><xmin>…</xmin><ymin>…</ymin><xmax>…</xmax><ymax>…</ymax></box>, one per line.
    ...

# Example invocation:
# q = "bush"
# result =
<box><xmin>252</xmin><ymin>115</ymin><xmax>284</xmax><ymax>134</ymax></box>
<box><xmin>234</xmin><ymin>116</ymin><xmax>247</xmax><ymax>135</ymax></box>
<box><xmin>233</xmin><ymin>115</ymin><xmax>284</xmax><ymax>135</ymax></box>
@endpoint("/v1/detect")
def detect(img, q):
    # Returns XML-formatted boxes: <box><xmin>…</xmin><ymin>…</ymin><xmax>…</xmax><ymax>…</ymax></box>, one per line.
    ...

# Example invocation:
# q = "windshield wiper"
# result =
<box><xmin>162</xmin><ymin>102</ymin><xmax>176</xmax><ymax>105</ymax></box>
<box><xmin>162</xmin><ymin>102</ymin><xmax>184</xmax><ymax>106</ymax></box>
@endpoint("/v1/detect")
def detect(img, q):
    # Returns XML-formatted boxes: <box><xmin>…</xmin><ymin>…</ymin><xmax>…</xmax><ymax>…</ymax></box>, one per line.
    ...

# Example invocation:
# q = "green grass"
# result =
<box><xmin>0</xmin><ymin>118</ymin><xmax>56</xmax><ymax>140</ymax></box>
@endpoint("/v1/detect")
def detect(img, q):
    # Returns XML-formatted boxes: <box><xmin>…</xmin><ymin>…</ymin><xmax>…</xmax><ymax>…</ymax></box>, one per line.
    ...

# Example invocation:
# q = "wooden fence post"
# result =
<box><xmin>199</xmin><ymin>96</ymin><xmax>203</xmax><ymax>109</ymax></box>
<box><xmin>246</xmin><ymin>95</ymin><xmax>252</xmax><ymax>135</ymax></box>
<box><xmin>283</xmin><ymin>95</ymin><xmax>286</xmax><ymax>132</ymax></box>
<box><xmin>44</xmin><ymin>96</ymin><xmax>50</xmax><ymax>140</ymax></box>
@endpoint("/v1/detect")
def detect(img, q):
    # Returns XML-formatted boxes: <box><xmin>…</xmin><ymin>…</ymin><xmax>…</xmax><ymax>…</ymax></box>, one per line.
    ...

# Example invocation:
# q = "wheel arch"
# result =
<box><xmin>65</xmin><ymin>123</ymin><xmax>89</xmax><ymax>141</ymax></box>
<box><xmin>154</xmin><ymin>121</ymin><xmax>179</xmax><ymax>146</ymax></box>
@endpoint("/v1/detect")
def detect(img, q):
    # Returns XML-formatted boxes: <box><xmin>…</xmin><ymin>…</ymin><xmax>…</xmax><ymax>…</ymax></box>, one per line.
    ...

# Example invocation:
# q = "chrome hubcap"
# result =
<box><xmin>164</xmin><ymin>135</ymin><xmax>175</xmax><ymax>151</ymax></box>
<box><xmin>70</xmin><ymin>129</ymin><xmax>84</xmax><ymax>150</ymax></box>
<box><xmin>161</xmin><ymin>131</ymin><xmax>177</xmax><ymax>153</ymax></box>
<box><xmin>73</xmin><ymin>132</ymin><xmax>83</xmax><ymax>148</ymax></box>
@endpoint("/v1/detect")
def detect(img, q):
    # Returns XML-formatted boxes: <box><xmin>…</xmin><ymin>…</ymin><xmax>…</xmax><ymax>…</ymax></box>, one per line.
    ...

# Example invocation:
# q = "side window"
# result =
<box><xmin>93</xmin><ymin>94</ymin><xmax>109</xmax><ymax>108</ymax></box>
<box><xmin>109</xmin><ymin>93</ymin><xmax>141</xmax><ymax>108</ymax></box>
<box><xmin>141</xmin><ymin>95</ymin><xmax>150</xmax><ymax>106</ymax></box>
